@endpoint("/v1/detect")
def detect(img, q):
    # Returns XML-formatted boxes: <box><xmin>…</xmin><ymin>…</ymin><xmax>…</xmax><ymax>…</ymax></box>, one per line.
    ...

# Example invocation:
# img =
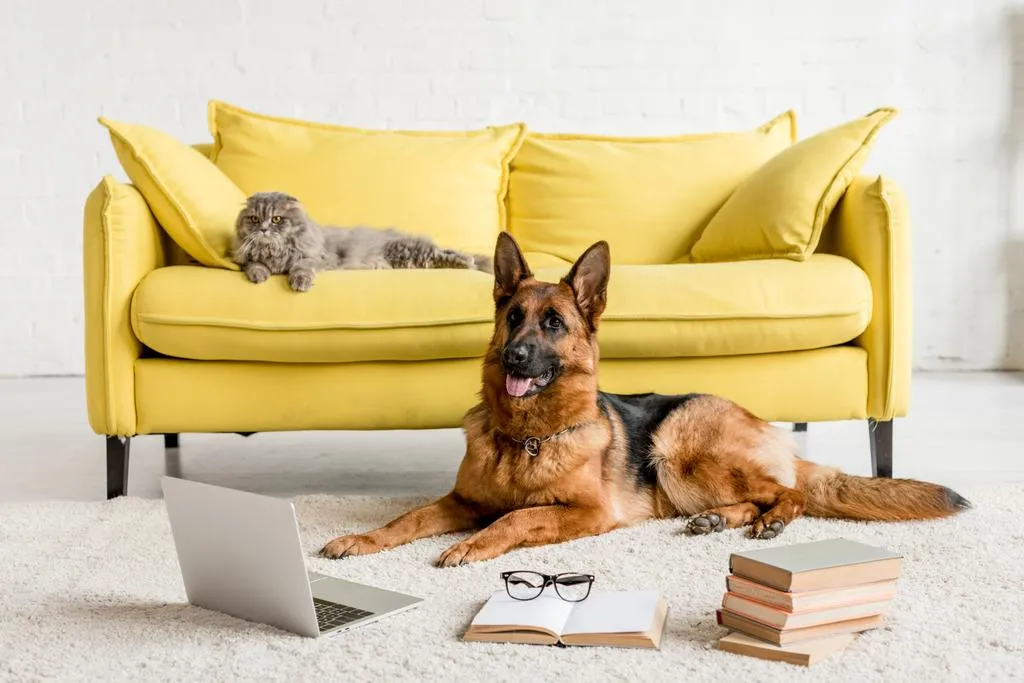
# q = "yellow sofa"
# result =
<box><xmin>85</xmin><ymin>111</ymin><xmax>909</xmax><ymax>499</ymax></box>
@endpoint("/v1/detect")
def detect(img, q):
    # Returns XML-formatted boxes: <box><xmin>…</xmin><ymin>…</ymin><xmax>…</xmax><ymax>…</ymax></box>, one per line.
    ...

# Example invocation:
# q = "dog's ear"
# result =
<box><xmin>493</xmin><ymin>232</ymin><xmax>532</xmax><ymax>304</ymax></box>
<box><xmin>563</xmin><ymin>240</ymin><xmax>610</xmax><ymax>330</ymax></box>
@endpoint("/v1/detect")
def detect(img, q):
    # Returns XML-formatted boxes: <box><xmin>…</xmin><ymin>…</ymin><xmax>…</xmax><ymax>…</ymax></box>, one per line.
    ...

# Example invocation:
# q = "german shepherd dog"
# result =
<box><xmin>322</xmin><ymin>233</ymin><xmax>970</xmax><ymax>566</ymax></box>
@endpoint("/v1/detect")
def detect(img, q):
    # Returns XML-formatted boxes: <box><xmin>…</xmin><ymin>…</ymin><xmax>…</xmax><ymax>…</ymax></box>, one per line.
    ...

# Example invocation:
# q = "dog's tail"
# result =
<box><xmin>799</xmin><ymin>461</ymin><xmax>970</xmax><ymax>522</ymax></box>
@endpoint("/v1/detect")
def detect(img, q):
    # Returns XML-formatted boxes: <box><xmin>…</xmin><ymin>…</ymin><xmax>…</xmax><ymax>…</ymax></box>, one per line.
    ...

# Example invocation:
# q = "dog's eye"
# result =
<box><xmin>271</xmin><ymin>216</ymin><xmax>282</xmax><ymax>224</ymax></box>
<box><xmin>506</xmin><ymin>308</ymin><xmax>523</xmax><ymax>328</ymax></box>
<box><xmin>249</xmin><ymin>216</ymin><xmax>259</xmax><ymax>224</ymax></box>
<box><xmin>545</xmin><ymin>312</ymin><xmax>564</xmax><ymax>330</ymax></box>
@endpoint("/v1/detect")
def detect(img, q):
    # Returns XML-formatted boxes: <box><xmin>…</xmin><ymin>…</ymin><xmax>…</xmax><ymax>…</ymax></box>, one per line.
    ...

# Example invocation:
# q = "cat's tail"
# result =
<box><xmin>426</xmin><ymin>247</ymin><xmax>488</xmax><ymax>272</ymax></box>
<box><xmin>472</xmin><ymin>254</ymin><xmax>493</xmax><ymax>274</ymax></box>
<box><xmin>380</xmin><ymin>238</ymin><xmax>492</xmax><ymax>272</ymax></box>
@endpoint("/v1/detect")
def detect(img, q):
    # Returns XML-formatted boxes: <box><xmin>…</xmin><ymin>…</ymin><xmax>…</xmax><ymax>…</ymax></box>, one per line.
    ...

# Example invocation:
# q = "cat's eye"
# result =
<box><xmin>271</xmin><ymin>216</ymin><xmax>282</xmax><ymax>224</ymax></box>
<box><xmin>249</xmin><ymin>216</ymin><xmax>259</xmax><ymax>224</ymax></box>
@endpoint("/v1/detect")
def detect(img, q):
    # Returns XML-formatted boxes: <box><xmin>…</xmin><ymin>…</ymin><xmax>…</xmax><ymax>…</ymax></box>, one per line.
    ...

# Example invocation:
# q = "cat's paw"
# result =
<box><xmin>289</xmin><ymin>271</ymin><xmax>314</xmax><ymax>292</ymax></box>
<box><xmin>245</xmin><ymin>264</ymin><xmax>271</xmax><ymax>284</ymax></box>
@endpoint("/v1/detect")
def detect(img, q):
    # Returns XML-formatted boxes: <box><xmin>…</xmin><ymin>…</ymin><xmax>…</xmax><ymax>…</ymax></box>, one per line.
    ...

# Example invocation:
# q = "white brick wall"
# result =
<box><xmin>2</xmin><ymin>0</ymin><xmax>1023</xmax><ymax>374</ymax></box>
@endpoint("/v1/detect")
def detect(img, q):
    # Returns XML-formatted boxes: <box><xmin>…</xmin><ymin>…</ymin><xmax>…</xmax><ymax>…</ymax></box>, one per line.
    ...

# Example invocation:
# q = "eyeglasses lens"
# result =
<box><xmin>506</xmin><ymin>571</ymin><xmax>546</xmax><ymax>600</ymax></box>
<box><xmin>554</xmin><ymin>573</ymin><xmax>592</xmax><ymax>602</ymax></box>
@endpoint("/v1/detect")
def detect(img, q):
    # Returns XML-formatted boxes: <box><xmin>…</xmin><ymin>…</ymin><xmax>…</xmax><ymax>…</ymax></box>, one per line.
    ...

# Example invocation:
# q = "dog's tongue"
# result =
<box><xmin>506</xmin><ymin>375</ymin><xmax>534</xmax><ymax>397</ymax></box>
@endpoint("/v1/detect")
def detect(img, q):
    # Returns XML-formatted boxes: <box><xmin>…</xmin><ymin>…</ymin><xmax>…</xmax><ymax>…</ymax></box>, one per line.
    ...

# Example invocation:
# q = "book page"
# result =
<box><xmin>470</xmin><ymin>590</ymin><xmax>575</xmax><ymax>636</ymax></box>
<box><xmin>562</xmin><ymin>590</ymin><xmax>662</xmax><ymax>636</ymax></box>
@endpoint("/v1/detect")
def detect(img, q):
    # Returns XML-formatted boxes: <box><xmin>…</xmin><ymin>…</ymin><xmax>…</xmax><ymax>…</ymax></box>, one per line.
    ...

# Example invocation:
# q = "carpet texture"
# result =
<box><xmin>1</xmin><ymin>485</ymin><xmax>1022</xmax><ymax>682</ymax></box>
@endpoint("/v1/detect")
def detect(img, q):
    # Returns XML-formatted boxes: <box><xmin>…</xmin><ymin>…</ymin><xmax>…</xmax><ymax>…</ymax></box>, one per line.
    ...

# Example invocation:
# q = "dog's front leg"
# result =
<box><xmin>436</xmin><ymin>505</ymin><xmax>612</xmax><ymax>567</ymax></box>
<box><xmin>321</xmin><ymin>492</ymin><xmax>481</xmax><ymax>559</ymax></box>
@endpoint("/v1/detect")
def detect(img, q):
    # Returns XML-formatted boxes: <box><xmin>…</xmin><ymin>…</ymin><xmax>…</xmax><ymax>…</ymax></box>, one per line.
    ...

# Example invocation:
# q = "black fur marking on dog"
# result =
<box><xmin>598</xmin><ymin>392</ymin><xmax>702</xmax><ymax>488</ymax></box>
<box><xmin>942</xmin><ymin>487</ymin><xmax>972</xmax><ymax>511</ymax></box>
<box><xmin>729</xmin><ymin>466</ymin><xmax>750</xmax><ymax>497</ymax></box>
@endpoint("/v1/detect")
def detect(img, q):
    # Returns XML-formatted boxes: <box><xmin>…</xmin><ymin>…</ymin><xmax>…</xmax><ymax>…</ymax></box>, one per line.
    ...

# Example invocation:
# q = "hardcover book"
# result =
<box><xmin>716</xmin><ymin>609</ymin><xmax>884</xmax><ymax>645</ymax></box>
<box><xmin>721</xmin><ymin>593</ymin><xmax>891</xmax><ymax>629</ymax></box>
<box><xmin>717</xmin><ymin>631</ymin><xmax>858</xmax><ymax>666</ymax></box>
<box><xmin>725</xmin><ymin>575</ymin><xmax>898</xmax><ymax>612</ymax></box>
<box><xmin>729</xmin><ymin>538</ymin><xmax>902</xmax><ymax>592</ymax></box>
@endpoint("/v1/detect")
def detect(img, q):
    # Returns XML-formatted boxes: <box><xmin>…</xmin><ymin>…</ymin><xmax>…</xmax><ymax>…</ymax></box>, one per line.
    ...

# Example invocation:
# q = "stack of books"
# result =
<box><xmin>716</xmin><ymin>538</ymin><xmax>903</xmax><ymax>666</ymax></box>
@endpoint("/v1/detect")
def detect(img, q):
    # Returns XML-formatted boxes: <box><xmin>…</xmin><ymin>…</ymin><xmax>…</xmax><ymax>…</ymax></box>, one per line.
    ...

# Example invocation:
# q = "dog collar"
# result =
<box><xmin>503</xmin><ymin>421</ymin><xmax>593</xmax><ymax>457</ymax></box>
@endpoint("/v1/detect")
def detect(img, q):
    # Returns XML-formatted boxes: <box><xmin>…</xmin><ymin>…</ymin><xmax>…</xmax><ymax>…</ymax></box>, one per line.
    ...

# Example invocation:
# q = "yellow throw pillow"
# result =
<box><xmin>208</xmin><ymin>101</ymin><xmax>526</xmax><ymax>257</ymax></box>
<box><xmin>689</xmin><ymin>108</ymin><xmax>898</xmax><ymax>263</ymax></box>
<box><xmin>507</xmin><ymin>111</ymin><xmax>796</xmax><ymax>265</ymax></box>
<box><xmin>98</xmin><ymin>118</ymin><xmax>245</xmax><ymax>269</ymax></box>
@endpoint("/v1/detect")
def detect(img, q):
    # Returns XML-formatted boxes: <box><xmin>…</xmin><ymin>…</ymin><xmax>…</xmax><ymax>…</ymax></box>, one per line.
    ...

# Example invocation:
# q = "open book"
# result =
<box><xmin>463</xmin><ymin>590</ymin><xmax>668</xmax><ymax>649</ymax></box>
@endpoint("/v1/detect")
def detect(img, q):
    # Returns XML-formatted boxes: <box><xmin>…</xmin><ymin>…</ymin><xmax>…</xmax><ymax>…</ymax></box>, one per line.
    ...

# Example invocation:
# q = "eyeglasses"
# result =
<box><xmin>501</xmin><ymin>571</ymin><xmax>595</xmax><ymax>602</ymax></box>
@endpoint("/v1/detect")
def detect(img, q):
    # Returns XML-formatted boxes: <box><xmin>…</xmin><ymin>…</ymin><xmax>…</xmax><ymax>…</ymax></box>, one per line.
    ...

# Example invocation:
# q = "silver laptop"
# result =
<box><xmin>162</xmin><ymin>476</ymin><xmax>423</xmax><ymax>637</ymax></box>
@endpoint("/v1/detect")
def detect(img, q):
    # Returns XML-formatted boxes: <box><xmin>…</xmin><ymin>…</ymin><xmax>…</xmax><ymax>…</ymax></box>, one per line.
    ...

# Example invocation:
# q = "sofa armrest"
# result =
<box><xmin>83</xmin><ymin>176</ymin><xmax>166</xmax><ymax>436</ymax></box>
<box><xmin>825</xmin><ymin>175</ymin><xmax>911</xmax><ymax>419</ymax></box>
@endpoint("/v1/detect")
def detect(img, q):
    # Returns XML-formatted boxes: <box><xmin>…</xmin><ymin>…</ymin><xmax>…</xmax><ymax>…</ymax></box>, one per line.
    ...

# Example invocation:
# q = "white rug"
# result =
<box><xmin>1</xmin><ymin>486</ymin><xmax>1022</xmax><ymax>682</ymax></box>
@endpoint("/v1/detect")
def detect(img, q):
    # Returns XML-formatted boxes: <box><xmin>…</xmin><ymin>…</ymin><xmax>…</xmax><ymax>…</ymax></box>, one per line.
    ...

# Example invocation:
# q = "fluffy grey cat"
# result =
<box><xmin>231</xmin><ymin>192</ymin><xmax>493</xmax><ymax>292</ymax></box>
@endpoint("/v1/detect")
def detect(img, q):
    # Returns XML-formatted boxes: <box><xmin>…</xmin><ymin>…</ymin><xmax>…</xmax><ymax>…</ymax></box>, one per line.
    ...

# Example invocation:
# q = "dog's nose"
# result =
<box><xmin>504</xmin><ymin>343</ymin><xmax>532</xmax><ymax>366</ymax></box>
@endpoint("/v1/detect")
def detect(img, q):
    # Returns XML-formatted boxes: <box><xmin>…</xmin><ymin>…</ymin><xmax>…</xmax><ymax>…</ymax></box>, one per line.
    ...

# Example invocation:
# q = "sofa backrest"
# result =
<box><xmin>507</xmin><ymin>112</ymin><xmax>794</xmax><ymax>265</ymax></box>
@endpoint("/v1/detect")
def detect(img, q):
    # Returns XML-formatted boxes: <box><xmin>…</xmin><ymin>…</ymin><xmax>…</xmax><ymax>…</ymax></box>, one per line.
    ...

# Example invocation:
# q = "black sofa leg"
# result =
<box><xmin>164</xmin><ymin>433</ymin><xmax>179</xmax><ymax>450</ymax></box>
<box><xmin>793</xmin><ymin>422</ymin><xmax>808</xmax><ymax>433</ymax></box>
<box><xmin>868</xmin><ymin>419</ymin><xmax>893</xmax><ymax>478</ymax></box>
<box><xmin>106</xmin><ymin>436</ymin><xmax>131</xmax><ymax>499</ymax></box>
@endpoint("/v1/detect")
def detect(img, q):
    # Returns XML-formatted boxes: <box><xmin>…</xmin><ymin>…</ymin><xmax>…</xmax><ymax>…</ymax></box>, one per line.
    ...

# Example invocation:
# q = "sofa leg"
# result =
<box><xmin>106</xmin><ymin>436</ymin><xmax>131</xmax><ymax>499</ymax></box>
<box><xmin>868</xmin><ymin>419</ymin><xmax>893</xmax><ymax>478</ymax></box>
<box><xmin>793</xmin><ymin>422</ymin><xmax>808</xmax><ymax>433</ymax></box>
<box><xmin>164</xmin><ymin>433</ymin><xmax>179</xmax><ymax>450</ymax></box>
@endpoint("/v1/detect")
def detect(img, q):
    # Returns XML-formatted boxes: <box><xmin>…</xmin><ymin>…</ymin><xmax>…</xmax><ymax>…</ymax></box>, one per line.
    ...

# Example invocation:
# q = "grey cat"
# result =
<box><xmin>231</xmin><ymin>192</ymin><xmax>493</xmax><ymax>292</ymax></box>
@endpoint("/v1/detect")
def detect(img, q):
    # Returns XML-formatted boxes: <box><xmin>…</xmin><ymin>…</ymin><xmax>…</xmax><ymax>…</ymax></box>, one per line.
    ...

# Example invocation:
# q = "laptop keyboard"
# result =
<box><xmin>314</xmin><ymin>597</ymin><xmax>374</xmax><ymax>631</ymax></box>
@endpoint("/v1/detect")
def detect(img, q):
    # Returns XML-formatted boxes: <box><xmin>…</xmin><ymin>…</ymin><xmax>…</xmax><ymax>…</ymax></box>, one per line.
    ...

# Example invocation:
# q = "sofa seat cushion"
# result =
<box><xmin>131</xmin><ymin>255</ymin><xmax>871</xmax><ymax>363</ymax></box>
<box><xmin>548</xmin><ymin>255</ymin><xmax>872</xmax><ymax>358</ymax></box>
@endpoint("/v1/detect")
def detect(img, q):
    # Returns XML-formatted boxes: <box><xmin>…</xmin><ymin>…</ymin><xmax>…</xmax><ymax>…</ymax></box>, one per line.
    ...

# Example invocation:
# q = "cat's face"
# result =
<box><xmin>236</xmin><ymin>192</ymin><xmax>310</xmax><ymax>242</ymax></box>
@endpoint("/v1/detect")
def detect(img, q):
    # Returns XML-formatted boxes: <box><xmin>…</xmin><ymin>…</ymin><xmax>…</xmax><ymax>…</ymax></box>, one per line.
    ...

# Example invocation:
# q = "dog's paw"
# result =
<box><xmin>320</xmin><ymin>533</ymin><xmax>383</xmax><ymax>559</ymax></box>
<box><xmin>750</xmin><ymin>519</ymin><xmax>785</xmax><ymax>540</ymax></box>
<box><xmin>436</xmin><ymin>540</ymin><xmax>495</xmax><ymax>567</ymax></box>
<box><xmin>687</xmin><ymin>511</ymin><xmax>727</xmax><ymax>535</ymax></box>
<box><xmin>289</xmin><ymin>271</ymin><xmax>314</xmax><ymax>292</ymax></box>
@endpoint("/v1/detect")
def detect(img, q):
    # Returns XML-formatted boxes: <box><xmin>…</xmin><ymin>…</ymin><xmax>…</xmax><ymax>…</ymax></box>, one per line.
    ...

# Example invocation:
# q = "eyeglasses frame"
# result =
<box><xmin>500</xmin><ymin>570</ymin><xmax>596</xmax><ymax>602</ymax></box>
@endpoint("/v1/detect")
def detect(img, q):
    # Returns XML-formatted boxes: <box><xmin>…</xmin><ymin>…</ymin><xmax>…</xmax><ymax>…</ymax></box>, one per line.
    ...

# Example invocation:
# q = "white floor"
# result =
<box><xmin>1</xmin><ymin>373</ymin><xmax>1022</xmax><ymax>502</ymax></box>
